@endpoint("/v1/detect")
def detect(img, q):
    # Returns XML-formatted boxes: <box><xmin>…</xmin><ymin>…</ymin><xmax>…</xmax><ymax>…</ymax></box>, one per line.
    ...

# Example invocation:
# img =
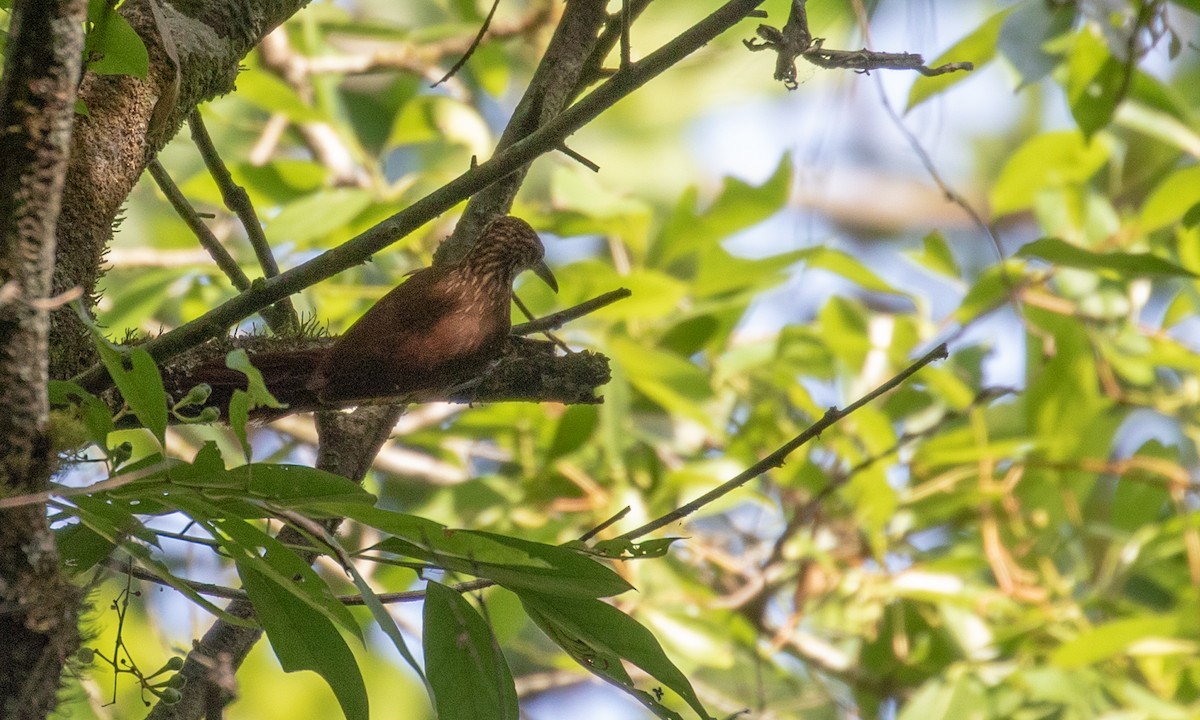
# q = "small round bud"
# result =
<box><xmin>181</xmin><ymin>383</ymin><xmax>212</xmax><ymax>406</ymax></box>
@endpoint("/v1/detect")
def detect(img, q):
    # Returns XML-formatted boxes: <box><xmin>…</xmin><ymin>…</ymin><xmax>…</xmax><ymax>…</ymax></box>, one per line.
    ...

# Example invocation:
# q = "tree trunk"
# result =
<box><xmin>0</xmin><ymin>0</ymin><xmax>88</xmax><ymax>717</ymax></box>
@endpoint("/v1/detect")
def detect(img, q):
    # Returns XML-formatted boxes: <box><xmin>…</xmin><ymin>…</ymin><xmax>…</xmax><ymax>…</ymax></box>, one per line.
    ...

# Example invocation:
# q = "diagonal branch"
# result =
<box><xmin>74</xmin><ymin>0</ymin><xmax>770</xmax><ymax>394</ymax></box>
<box><xmin>619</xmin><ymin>343</ymin><xmax>949</xmax><ymax>540</ymax></box>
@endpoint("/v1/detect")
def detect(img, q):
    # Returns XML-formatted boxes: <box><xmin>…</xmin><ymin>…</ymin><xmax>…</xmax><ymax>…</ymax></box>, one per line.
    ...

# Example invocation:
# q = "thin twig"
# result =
<box><xmin>619</xmin><ymin>343</ymin><xmax>949</xmax><ymax>540</ymax></box>
<box><xmin>432</xmin><ymin>0</ymin><xmax>502</xmax><ymax>87</ymax></box>
<box><xmin>512</xmin><ymin>287</ymin><xmax>632</xmax><ymax>336</ymax></box>
<box><xmin>0</xmin><ymin>461</ymin><xmax>176</xmax><ymax>509</ymax></box>
<box><xmin>556</xmin><ymin>142</ymin><xmax>601</xmax><ymax>172</ymax></box>
<box><xmin>579</xmin><ymin>506</ymin><xmax>631</xmax><ymax>542</ymax></box>
<box><xmin>620</xmin><ymin>0</ymin><xmax>633</xmax><ymax>69</ymax></box>
<box><xmin>512</xmin><ymin>292</ymin><xmax>571</xmax><ymax>352</ymax></box>
<box><xmin>97</xmin><ymin>557</ymin><xmax>492</xmax><ymax>605</ymax></box>
<box><xmin>188</xmin><ymin>112</ymin><xmax>281</xmax><ymax>280</ymax></box>
<box><xmin>147</xmin><ymin>160</ymin><xmax>250</xmax><ymax>292</ymax></box>
<box><xmin>189</xmin><ymin>111</ymin><xmax>299</xmax><ymax>332</ymax></box>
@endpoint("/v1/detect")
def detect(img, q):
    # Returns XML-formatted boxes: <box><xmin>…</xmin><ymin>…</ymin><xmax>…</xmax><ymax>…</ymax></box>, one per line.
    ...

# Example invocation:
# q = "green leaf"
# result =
<box><xmin>48</xmin><ymin>380</ymin><xmax>114</xmax><ymax>450</ymax></box>
<box><xmin>224</xmin><ymin>349</ymin><xmax>286</xmax><ymax>458</ymax></box>
<box><xmin>1067</xmin><ymin>29</ymin><xmax>1125</xmax><ymax>139</ymax></box>
<box><xmin>652</xmin><ymin>155</ymin><xmax>791</xmax><ymax>272</ymax></box>
<box><xmin>801</xmin><ymin>247</ymin><xmax>902</xmax><ymax>293</ymax></box>
<box><xmin>545</xmin><ymin>405</ymin><xmax>598</xmax><ymax>462</ymax></box>
<box><xmin>898</xmin><ymin>667</ymin><xmax>988</xmax><ymax>720</ymax></box>
<box><xmin>225</xmin><ymin>463</ymin><xmax>375</xmax><ymax>505</ymax></box>
<box><xmin>520</xmin><ymin>592</ymin><xmax>712</xmax><ymax>720</ymax></box>
<box><xmin>908</xmin><ymin>231</ymin><xmax>960</xmax><ymax>277</ymax></box>
<box><xmin>234</xmin><ymin>69</ymin><xmax>325</xmax><ymax>122</ymax></box>
<box><xmin>267</xmin><ymin>188</ymin><xmax>374</xmax><ymax>247</ymax></box>
<box><xmin>307</xmin><ymin>502</ymin><xmax>634</xmax><ymax>598</ymax></box>
<box><xmin>94</xmin><ymin>339</ymin><xmax>168</xmax><ymax>446</ymax></box>
<box><xmin>990</xmin><ymin>131</ymin><xmax>1109</xmax><ymax>216</ymax></box>
<box><xmin>1051</xmin><ymin>616</ymin><xmax>1180</xmax><ymax>668</ymax></box>
<box><xmin>55</xmin><ymin>523</ymin><xmax>115</xmax><ymax>575</ymax></box>
<box><xmin>607</xmin><ymin>337</ymin><xmax>715</xmax><ymax>429</ymax></box>
<box><xmin>586</xmin><ymin>537</ymin><xmax>681</xmax><ymax>560</ymax></box>
<box><xmin>239</xmin><ymin>563</ymin><xmax>369</xmax><ymax>720</ymax></box>
<box><xmin>171</xmin><ymin>497</ymin><xmax>364</xmax><ymax>639</ymax></box>
<box><xmin>423</xmin><ymin>582</ymin><xmax>518</xmax><ymax>720</ymax></box>
<box><xmin>71</xmin><ymin>496</ymin><xmax>251</xmax><ymax>625</ymax></box>
<box><xmin>997</xmin><ymin>1</ymin><xmax>1075</xmax><ymax>87</ymax></box>
<box><xmin>907</xmin><ymin>6</ymin><xmax>1012</xmax><ymax>112</ymax></box>
<box><xmin>84</xmin><ymin>0</ymin><xmax>149</xmax><ymax>78</ymax></box>
<box><xmin>1140</xmin><ymin>165</ymin><xmax>1200</xmax><ymax>232</ymax></box>
<box><xmin>1016</xmin><ymin>237</ymin><xmax>1197</xmax><ymax>278</ymax></box>
<box><xmin>339</xmin><ymin>546</ymin><xmax>426</xmax><ymax>682</ymax></box>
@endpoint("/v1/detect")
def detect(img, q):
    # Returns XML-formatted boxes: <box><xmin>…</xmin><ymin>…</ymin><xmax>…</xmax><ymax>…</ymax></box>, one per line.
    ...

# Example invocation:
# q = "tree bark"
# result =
<box><xmin>0</xmin><ymin>0</ymin><xmax>88</xmax><ymax>717</ymax></box>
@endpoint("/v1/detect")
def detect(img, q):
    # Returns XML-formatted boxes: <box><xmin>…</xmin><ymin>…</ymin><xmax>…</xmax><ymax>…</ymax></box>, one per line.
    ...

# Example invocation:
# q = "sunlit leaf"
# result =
<box><xmin>907</xmin><ymin>6</ymin><xmax>1012</xmax><ymax>111</ymax></box>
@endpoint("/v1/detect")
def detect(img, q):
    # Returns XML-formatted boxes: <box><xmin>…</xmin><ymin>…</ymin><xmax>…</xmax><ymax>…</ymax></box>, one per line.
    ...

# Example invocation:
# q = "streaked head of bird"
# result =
<box><xmin>463</xmin><ymin>216</ymin><xmax>558</xmax><ymax>293</ymax></box>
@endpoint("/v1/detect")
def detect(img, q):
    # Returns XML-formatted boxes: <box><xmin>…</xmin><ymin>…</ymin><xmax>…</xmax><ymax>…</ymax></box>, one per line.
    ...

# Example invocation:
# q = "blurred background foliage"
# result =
<box><xmin>55</xmin><ymin>0</ymin><xmax>1200</xmax><ymax>717</ymax></box>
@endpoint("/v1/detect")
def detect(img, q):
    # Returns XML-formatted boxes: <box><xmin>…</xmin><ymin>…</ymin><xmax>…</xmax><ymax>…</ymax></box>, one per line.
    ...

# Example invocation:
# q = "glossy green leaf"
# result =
<box><xmin>85</xmin><ymin>0</ymin><xmax>148</xmax><ymax>78</ymax></box>
<box><xmin>307</xmin><ymin>502</ymin><xmax>633</xmax><ymax>598</ymax></box>
<box><xmin>423</xmin><ymin>582</ymin><xmax>518</xmax><ymax>720</ymax></box>
<box><xmin>1140</xmin><ymin>165</ymin><xmax>1200</xmax><ymax>232</ymax></box>
<box><xmin>94</xmin><ymin>340</ymin><xmax>168</xmax><ymax>446</ymax></box>
<box><xmin>801</xmin><ymin>247</ymin><xmax>902</xmax><ymax>293</ymax></box>
<box><xmin>990</xmin><ymin>131</ymin><xmax>1109</xmax><ymax>216</ymax></box>
<box><xmin>520</xmin><ymin>592</ymin><xmax>711</xmax><ymax>720</ymax></box>
<box><xmin>238</xmin><ymin>563</ymin><xmax>368</xmax><ymax>720</ymax></box>
<box><xmin>172</xmin><ymin>496</ymin><xmax>363</xmax><ymax>639</ymax></box>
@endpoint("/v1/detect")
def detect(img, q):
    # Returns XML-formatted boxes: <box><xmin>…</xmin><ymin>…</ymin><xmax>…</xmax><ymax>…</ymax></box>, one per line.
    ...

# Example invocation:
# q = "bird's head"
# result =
<box><xmin>469</xmin><ymin>216</ymin><xmax>558</xmax><ymax>292</ymax></box>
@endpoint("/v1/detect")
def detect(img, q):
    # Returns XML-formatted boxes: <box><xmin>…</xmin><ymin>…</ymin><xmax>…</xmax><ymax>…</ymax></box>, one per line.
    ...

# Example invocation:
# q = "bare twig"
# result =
<box><xmin>579</xmin><ymin>506</ymin><xmax>632</xmax><ymax>542</ymax></box>
<box><xmin>744</xmin><ymin>0</ymin><xmax>972</xmax><ymax>89</ymax></box>
<box><xmin>619</xmin><ymin>343</ymin><xmax>949</xmax><ymax>539</ymax></box>
<box><xmin>512</xmin><ymin>288</ymin><xmax>632</xmax><ymax>336</ymax></box>
<box><xmin>98</xmin><ymin>557</ymin><xmax>492</xmax><ymax>605</ymax></box>
<box><xmin>188</xmin><ymin>111</ymin><xmax>299</xmax><ymax>332</ymax></box>
<box><xmin>432</xmin><ymin>0</ymin><xmax>502</xmax><ymax>87</ymax></box>
<box><xmin>0</xmin><ymin>461</ymin><xmax>176</xmax><ymax>509</ymax></box>
<box><xmin>147</xmin><ymin>160</ymin><xmax>250</xmax><ymax>292</ymax></box>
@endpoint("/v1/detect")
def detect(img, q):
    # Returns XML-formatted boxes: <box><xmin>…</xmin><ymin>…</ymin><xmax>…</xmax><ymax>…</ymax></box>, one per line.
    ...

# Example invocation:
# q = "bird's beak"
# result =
<box><xmin>532</xmin><ymin>260</ymin><xmax>558</xmax><ymax>293</ymax></box>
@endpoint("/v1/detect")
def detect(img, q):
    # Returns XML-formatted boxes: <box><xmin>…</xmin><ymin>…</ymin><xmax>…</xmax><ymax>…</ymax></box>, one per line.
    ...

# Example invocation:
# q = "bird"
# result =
<box><xmin>185</xmin><ymin>215</ymin><xmax>557</xmax><ymax>416</ymax></box>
